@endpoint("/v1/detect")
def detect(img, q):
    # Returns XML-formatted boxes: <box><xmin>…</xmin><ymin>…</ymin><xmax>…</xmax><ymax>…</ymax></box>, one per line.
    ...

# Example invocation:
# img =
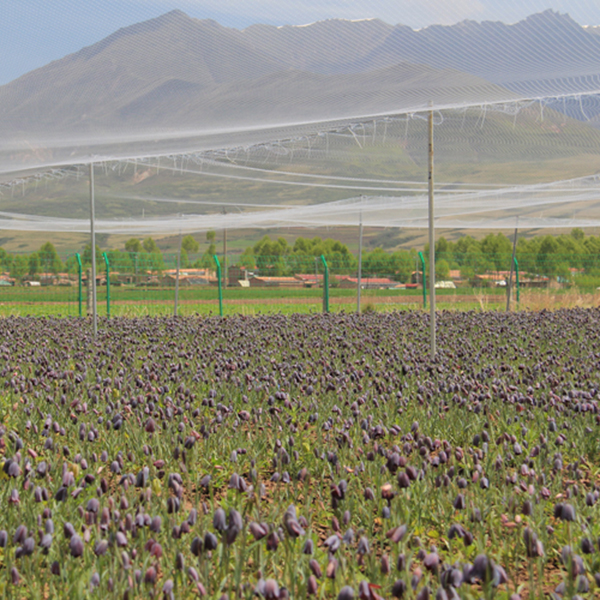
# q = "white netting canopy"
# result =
<box><xmin>2</xmin><ymin>1</ymin><xmax>600</xmax><ymax>232</ymax></box>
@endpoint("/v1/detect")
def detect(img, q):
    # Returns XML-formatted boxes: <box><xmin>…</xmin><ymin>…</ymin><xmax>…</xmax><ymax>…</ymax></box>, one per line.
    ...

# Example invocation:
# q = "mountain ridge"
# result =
<box><xmin>1</xmin><ymin>9</ymin><xmax>600</xmax><ymax>174</ymax></box>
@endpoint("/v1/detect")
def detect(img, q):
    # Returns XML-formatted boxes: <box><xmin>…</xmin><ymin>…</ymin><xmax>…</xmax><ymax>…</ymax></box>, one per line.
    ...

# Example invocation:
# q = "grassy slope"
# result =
<box><xmin>2</xmin><ymin>106</ymin><xmax>600</xmax><ymax>253</ymax></box>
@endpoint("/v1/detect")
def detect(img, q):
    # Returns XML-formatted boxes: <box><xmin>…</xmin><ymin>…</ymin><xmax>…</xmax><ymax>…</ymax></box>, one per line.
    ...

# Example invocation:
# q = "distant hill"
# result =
<box><xmin>0</xmin><ymin>11</ymin><xmax>285</xmax><ymax>132</ymax></box>
<box><xmin>361</xmin><ymin>11</ymin><xmax>600</xmax><ymax>95</ymax></box>
<box><xmin>241</xmin><ymin>10</ymin><xmax>600</xmax><ymax>96</ymax></box>
<box><xmin>2</xmin><ymin>101</ymin><xmax>600</xmax><ymax>253</ymax></box>
<box><xmin>0</xmin><ymin>9</ymin><xmax>515</xmax><ymax>135</ymax></box>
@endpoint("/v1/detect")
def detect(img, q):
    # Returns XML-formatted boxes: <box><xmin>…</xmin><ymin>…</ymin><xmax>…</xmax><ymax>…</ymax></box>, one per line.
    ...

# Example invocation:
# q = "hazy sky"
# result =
<box><xmin>2</xmin><ymin>0</ymin><xmax>600</xmax><ymax>85</ymax></box>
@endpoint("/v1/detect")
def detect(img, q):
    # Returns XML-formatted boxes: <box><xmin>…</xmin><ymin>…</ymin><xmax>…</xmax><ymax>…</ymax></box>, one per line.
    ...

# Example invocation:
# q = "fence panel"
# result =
<box><xmin>100</xmin><ymin>251</ymin><xmax>172</xmax><ymax>317</ymax></box>
<box><xmin>2</xmin><ymin>249</ymin><xmax>600</xmax><ymax>316</ymax></box>
<box><xmin>0</xmin><ymin>251</ymin><xmax>80</xmax><ymax>316</ymax></box>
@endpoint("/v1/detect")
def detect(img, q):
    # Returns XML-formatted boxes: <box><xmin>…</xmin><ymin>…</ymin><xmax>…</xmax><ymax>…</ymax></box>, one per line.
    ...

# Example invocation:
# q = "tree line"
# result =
<box><xmin>433</xmin><ymin>228</ymin><xmax>600</xmax><ymax>282</ymax></box>
<box><xmin>1</xmin><ymin>228</ymin><xmax>599</xmax><ymax>283</ymax></box>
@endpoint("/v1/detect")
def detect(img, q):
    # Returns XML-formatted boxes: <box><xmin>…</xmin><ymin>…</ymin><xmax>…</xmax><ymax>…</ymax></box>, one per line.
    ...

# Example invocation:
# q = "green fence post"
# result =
<box><xmin>102</xmin><ymin>252</ymin><xmax>110</xmax><ymax>318</ymax></box>
<box><xmin>320</xmin><ymin>255</ymin><xmax>329</xmax><ymax>313</ymax></box>
<box><xmin>514</xmin><ymin>257</ymin><xmax>520</xmax><ymax>303</ymax></box>
<box><xmin>418</xmin><ymin>251</ymin><xmax>427</xmax><ymax>308</ymax></box>
<box><xmin>76</xmin><ymin>253</ymin><xmax>83</xmax><ymax>317</ymax></box>
<box><xmin>213</xmin><ymin>255</ymin><xmax>223</xmax><ymax>317</ymax></box>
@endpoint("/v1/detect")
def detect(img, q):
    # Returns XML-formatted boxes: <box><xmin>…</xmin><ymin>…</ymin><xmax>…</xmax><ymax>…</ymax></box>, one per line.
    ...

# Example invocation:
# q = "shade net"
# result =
<box><xmin>2</xmin><ymin>2</ymin><xmax>600</xmax><ymax>233</ymax></box>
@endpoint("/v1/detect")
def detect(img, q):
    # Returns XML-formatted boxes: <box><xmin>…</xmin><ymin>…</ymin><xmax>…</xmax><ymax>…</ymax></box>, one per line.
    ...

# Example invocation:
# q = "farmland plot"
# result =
<box><xmin>0</xmin><ymin>310</ymin><xmax>599</xmax><ymax>599</ymax></box>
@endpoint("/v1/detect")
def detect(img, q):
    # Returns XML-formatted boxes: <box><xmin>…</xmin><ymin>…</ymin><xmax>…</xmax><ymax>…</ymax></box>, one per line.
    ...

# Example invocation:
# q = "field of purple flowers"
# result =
<box><xmin>1</xmin><ymin>310</ymin><xmax>600</xmax><ymax>599</ymax></box>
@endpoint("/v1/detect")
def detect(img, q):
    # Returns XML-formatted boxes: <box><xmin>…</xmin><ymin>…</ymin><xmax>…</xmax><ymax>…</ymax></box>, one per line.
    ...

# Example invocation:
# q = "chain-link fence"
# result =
<box><xmin>2</xmin><ymin>249</ymin><xmax>600</xmax><ymax>316</ymax></box>
<box><xmin>0</xmin><ymin>250</ymin><xmax>81</xmax><ymax>316</ymax></box>
<box><xmin>97</xmin><ymin>251</ymin><xmax>180</xmax><ymax>317</ymax></box>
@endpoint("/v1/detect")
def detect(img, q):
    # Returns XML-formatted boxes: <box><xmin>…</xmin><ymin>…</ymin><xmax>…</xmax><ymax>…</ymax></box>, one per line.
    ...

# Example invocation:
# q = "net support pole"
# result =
<box><xmin>418</xmin><ymin>252</ymin><xmax>427</xmax><ymax>308</ymax></box>
<box><xmin>321</xmin><ymin>255</ymin><xmax>329</xmax><ymax>313</ymax></box>
<box><xmin>428</xmin><ymin>103</ymin><xmax>436</xmax><ymax>358</ymax></box>
<box><xmin>89</xmin><ymin>162</ymin><xmax>98</xmax><ymax>337</ymax></box>
<box><xmin>174</xmin><ymin>230</ymin><xmax>182</xmax><ymax>317</ymax></box>
<box><xmin>76</xmin><ymin>253</ymin><xmax>82</xmax><ymax>317</ymax></box>
<box><xmin>357</xmin><ymin>210</ymin><xmax>363</xmax><ymax>314</ymax></box>
<box><xmin>213</xmin><ymin>255</ymin><xmax>223</xmax><ymax>317</ymax></box>
<box><xmin>506</xmin><ymin>223</ymin><xmax>519</xmax><ymax>311</ymax></box>
<box><xmin>102</xmin><ymin>252</ymin><xmax>110</xmax><ymax>319</ymax></box>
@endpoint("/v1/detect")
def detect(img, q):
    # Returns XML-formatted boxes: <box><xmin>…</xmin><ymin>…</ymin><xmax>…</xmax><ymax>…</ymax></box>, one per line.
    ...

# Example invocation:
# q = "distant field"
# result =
<box><xmin>1</xmin><ymin>284</ymin><xmax>598</xmax><ymax>317</ymax></box>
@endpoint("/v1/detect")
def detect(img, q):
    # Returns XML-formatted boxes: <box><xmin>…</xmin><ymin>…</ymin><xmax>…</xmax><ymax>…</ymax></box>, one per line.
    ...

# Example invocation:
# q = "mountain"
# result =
<box><xmin>360</xmin><ymin>11</ymin><xmax>600</xmax><ymax>97</ymax></box>
<box><xmin>240</xmin><ymin>10</ymin><xmax>600</xmax><ymax>96</ymax></box>
<box><xmin>0</xmin><ymin>10</ymin><xmax>285</xmax><ymax>133</ymax></box>
<box><xmin>115</xmin><ymin>63</ymin><xmax>512</xmax><ymax>131</ymax></box>
<box><xmin>242</xmin><ymin>18</ymin><xmax>394</xmax><ymax>74</ymax></box>
<box><xmin>1</xmin><ymin>9</ymin><xmax>600</xmax><ymax>174</ymax></box>
<box><xmin>2</xmin><ymin>10</ymin><xmax>511</xmax><ymax>134</ymax></box>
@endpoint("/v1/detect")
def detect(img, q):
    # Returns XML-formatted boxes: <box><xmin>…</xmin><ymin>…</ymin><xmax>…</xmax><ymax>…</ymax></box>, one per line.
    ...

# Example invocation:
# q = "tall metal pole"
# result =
<box><xmin>76</xmin><ymin>253</ymin><xmax>83</xmax><ymax>317</ymax></box>
<box><xmin>174</xmin><ymin>229</ymin><xmax>182</xmax><ymax>317</ymax></box>
<box><xmin>357</xmin><ymin>209</ymin><xmax>363</xmax><ymax>313</ymax></box>
<box><xmin>213</xmin><ymin>255</ymin><xmax>223</xmax><ymax>317</ymax></box>
<box><xmin>89</xmin><ymin>162</ymin><xmax>98</xmax><ymax>337</ymax></box>
<box><xmin>428</xmin><ymin>103</ymin><xmax>436</xmax><ymax>358</ymax></box>
<box><xmin>506</xmin><ymin>219</ymin><xmax>519</xmax><ymax>311</ymax></box>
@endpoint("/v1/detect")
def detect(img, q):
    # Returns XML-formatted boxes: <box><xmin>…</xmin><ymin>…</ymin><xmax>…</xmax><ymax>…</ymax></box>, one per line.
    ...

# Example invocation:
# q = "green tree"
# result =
<box><xmin>64</xmin><ymin>255</ymin><xmax>80</xmax><ymax>275</ymax></box>
<box><xmin>435</xmin><ymin>237</ymin><xmax>453</xmax><ymax>262</ymax></box>
<box><xmin>10</xmin><ymin>255</ymin><xmax>28</xmax><ymax>280</ymax></box>
<box><xmin>480</xmin><ymin>233</ymin><xmax>512</xmax><ymax>270</ymax></box>
<box><xmin>39</xmin><ymin>242</ymin><xmax>62</xmax><ymax>274</ymax></box>
<box><xmin>82</xmin><ymin>244</ymin><xmax>103</xmax><ymax>268</ymax></box>
<box><xmin>193</xmin><ymin>243</ymin><xmax>217</xmax><ymax>270</ymax></box>
<box><xmin>270</xmin><ymin>256</ymin><xmax>288</xmax><ymax>277</ymax></box>
<box><xmin>0</xmin><ymin>247</ymin><xmax>7</xmax><ymax>272</ymax></box>
<box><xmin>206</xmin><ymin>230</ymin><xmax>216</xmax><ymax>244</ymax></box>
<box><xmin>180</xmin><ymin>248</ymin><xmax>189</xmax><ymax>268</ymax></box>
<box><xmin>28</xmin><ymin>252</ymin><xmax>40</xmax><ymax>277</ymax></box>
<box><xmin>293</xmin><ymin>237</ymin><xmax>309</xmax><ymax>254</ymax></box>
<box><xmin>363</xmin><ymin>248</ymin><xmax>392</xmax><ymax>277</ymax></box>
<box><xmin>516</xmin><ymin>236</ymin><xmax>541</xmax><ymax>275</ymax></box>
<box><xmin>239</xmin><ymin>249</ymin><xmax>256</xmax><ymax>270</ymax></box>
<box><xmin>435</xmin><ymin>259</ymin><xmax>450</xmax><ymax>281</ymax></box>
<box><xmin>196</xmin><ymin>252</ymin><xmax>216</xmax><ymax>270</ymax></box>
<box><xmin>125</xmin><ymin>238</ymin><xmax>143</xmax><ymax>253</ymax></box>
<box><xmin>252</xmin><ymin>236</ymin><xmax>291</xmax><ymax>275</ymax></box>
<box><xmin>571</xmin><ymin>228</ymin><xmax>585</xmax><ymax>241</ymax></box>
<box><xmin>143</xmin><ymin>238</ymin><xmax>160</xmax><ymax>254</ymax></box>
<box><xmin>106</xmin><ymin>250</ymin><xmax>133</xmax><ymax>273</ymax></box>
<box><xmin>537</xmin><ymin>235</ymin><xmax>560</xmax><ymax>276</ymax></box>
<box><xmin>135</xmin><ymin>238</ymin><xmax>165</xmax><ymax>271</ymax></box>
<box><xmin>182</xmin><ymin>235</ymin><xmax>199</xmax><ymax>254</ymax></box>
<box><xmin>452</xmin><ymin>236</ymin><xmax>490</xmax><ymax>274</ymax></box>
<box><xmin>584</xmin><ymin>236</ymin><xmax>600</xmax><ymax>272</ymax></box>
<box><xmin>291</xmin><ymin>236</ymin><xmax>353</xmax><ymax>261</ymax></box>
<box><xmin>253</xmin><ymin>235</ymin><xmax>290</xmax><ymax>258</ymax></box>
<box><xmin>390</xmin><ymin>250</ymin><xmax>416</xmax><ymax>282</ymax></box>
<box><xmin>292</xmin><ymin>237</ymin><xmax>357</xmax><ymax>275</ymax></box>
